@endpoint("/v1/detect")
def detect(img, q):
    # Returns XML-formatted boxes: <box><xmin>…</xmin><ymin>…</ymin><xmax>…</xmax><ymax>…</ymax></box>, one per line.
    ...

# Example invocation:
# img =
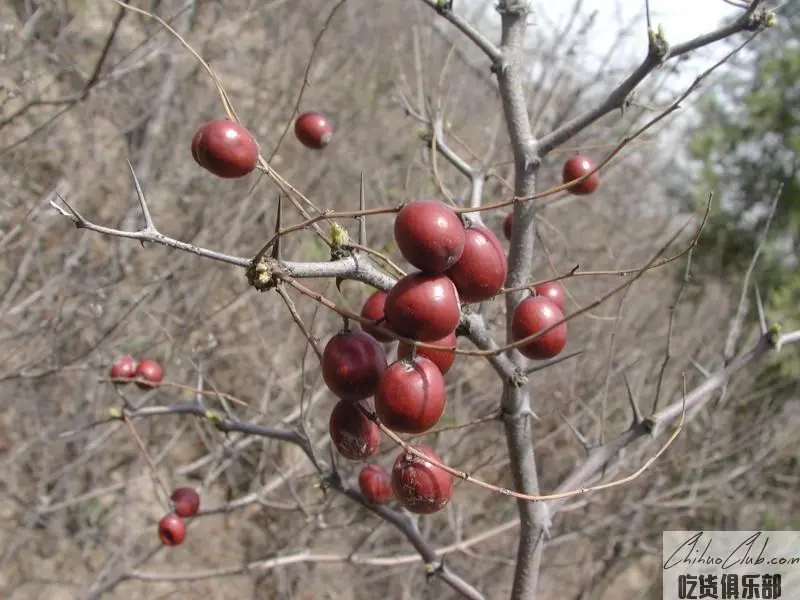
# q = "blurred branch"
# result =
<box><xmin>546</xmin><ymin>324</ymin><xmax>800</xmax><ymax>520</ymax></box>
<box><xmin>724</xmin><ymin>183</ymin><xmax>783</xmax><ymax>362</ymax></box>
<box><xmin>86</xmin><ymin>404</ymin><xmax>485</xmax><ymax>599</ymax></box>
<box><xmin>538</xmin><ymin>3</ymin><xmax>772</xmax><ymax>155</ymax></box>
<box><xmin>419</xmin><ymin>0</ymin><xmax>503</xmax><ymax>64</ymax></box>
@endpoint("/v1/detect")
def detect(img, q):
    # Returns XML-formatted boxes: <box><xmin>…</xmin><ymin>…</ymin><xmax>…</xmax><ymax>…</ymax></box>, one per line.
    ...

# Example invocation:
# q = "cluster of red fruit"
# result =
<box><xmin>322</xmin><ymin>159</ymin><xmax>599</xmax><ymax>513</ymax></box>
<box><xmin>109</xmin><ymin>355</ymin><xmax>164</xmax><ymax>389</ymax></box>
<box><xmin>184</xmin><ymin>115</ymin><xmax>598</xmax><ymax>514</ymax></box>
<box><xmin>189</xmin><ymin>111</ymin><xmax>334</xmax><ymax>178</ymax></box>
<box><xmin>158</xmin><ymin>487</ymin><xmax>201</xmax><ymax>546</ymax></box>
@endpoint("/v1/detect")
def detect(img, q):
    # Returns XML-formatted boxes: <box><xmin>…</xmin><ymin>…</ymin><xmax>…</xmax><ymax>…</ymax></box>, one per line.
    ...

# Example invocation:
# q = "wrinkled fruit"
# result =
<box><xmin>329</xmin><ymin>400</ymin><xmax>381</xmax><ymax>460</ymax></box>
<box><xmin>392</xmin><ymin>444</ymin><xmax>453</xmax><ymax>514</ymax></box>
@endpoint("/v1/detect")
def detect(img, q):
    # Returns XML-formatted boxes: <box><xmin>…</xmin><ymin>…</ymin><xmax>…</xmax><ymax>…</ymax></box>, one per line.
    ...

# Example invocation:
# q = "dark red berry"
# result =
<box><xmin>562</xmin><ymin>155</ymin><xmax>599</xmax><ymax>195</ymax></box>
<box><xmin>359</xmin><ymin>290</ymin><xmax>394</xmax><ymax>343</ymax></box>
<box><xmin>170</xmin><ymin>487</ymin><xmax>200</xmax><ymax>518</ymax></box>
<box><xmin>329</xmin><ymin>400</ymin><xmax>381</xmax><ymax>460</ymax></box>
<box><xmin>359</xmin><ymin>464</ymin><xmax>393</xmax><ymax>505</ymax></box>
<box><xmin>135</xmin><ymin>359</ymin><xmax>164</xmax><ymax>389</ymax></box>
<box><xmin>397</xmin><ymin>331</ymin><xmax>457</xmax><ymax>375</ymax></box>
<box><xmin>110</xmin><ymin>355</ymin><xmax>137</xmax><ymax>383</ymax></box>
<box><xmin>295</xmin><ymin>111</ymin><xmax>334</xmax><ymax>149</ymax></box>
<box><xmin>322</xmin><ymin>330</ymin><xmax>387</xmax><ymax>402</ymax></box>
<box><xmin>503</xmin><ymin>212</ymin><xmax>513</xmax><ymax>241</ymax></box>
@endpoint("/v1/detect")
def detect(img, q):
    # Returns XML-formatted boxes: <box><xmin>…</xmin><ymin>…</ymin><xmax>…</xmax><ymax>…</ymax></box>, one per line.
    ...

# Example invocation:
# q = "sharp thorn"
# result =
<box><xmin>272</xmin><ymin>195</ymin><xmax>283</xmax><ymax>260</ymax></box>
<box><xmin>358</xmin><ymin>172</ymin><xmax>367</xmax><ymax>246</ymax></box>
<box><xmin>623</xmin><ymin>372</ymin><xmax>644</xmax><ymax>425</ymax></box>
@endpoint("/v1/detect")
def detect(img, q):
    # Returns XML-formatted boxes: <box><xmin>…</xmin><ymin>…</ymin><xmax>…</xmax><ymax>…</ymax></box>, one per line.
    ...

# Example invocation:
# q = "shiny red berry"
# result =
<box><xmin>109</xmin><ymin>355</ymin><xmax>137</xmax><ymax>383</ymax></box>
<box><xmin>384</xmin><ymin>273</ymin><xmax>461</xmax><ymax>342</ymax></box>
<box><xmin>295</xmin><ymin>111</ymin><xmax>334</xmax><ymax>149</ymax></box>
<box><xmin>533</xmin><ymin>281</ymin><xmax>565</xmax><ymax>311</ymax></box>
<box><xmin>191</xmin><ymin>119</ymin><xmax>259</xmax><ymax>178</ymax></box>
<box><xmin>562</xmin><ymin>155</ymin><xmax>599</xmax><ymax>195</ymax></box>
<box><xmin>375</xmin><ymin>356</ymin><xmax>446</xmax><ymax>434</ymax></box>
<box><xmin>394</xmin><ymin>200</ymin><xmax>466</xmax><ymax>274</ymax></box>
<box><xmin>135</xmin><ymin>359</ymin><xmax>163</xmax><ymax>389</ymax></box>
<box><xmin>158</xmin><ymin>513</ymin><xmax>186</xmax><ymax>546</ymax></box>
<box><xmin>511</xmin><ymin>296</ymin><xmax>567</xmax><ymax>360</ymax></box>
<box><xmin>445</xmin><ymin>226</ymin><xmax>507</xmax><ymax>303</ymax></box>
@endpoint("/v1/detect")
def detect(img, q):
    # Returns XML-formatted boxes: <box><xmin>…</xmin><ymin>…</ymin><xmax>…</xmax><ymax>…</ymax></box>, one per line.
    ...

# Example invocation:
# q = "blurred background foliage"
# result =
<box><xmin>679</xmin><ymin>6</ymin><xmax>799</xmax><ymax>378</ymax></box>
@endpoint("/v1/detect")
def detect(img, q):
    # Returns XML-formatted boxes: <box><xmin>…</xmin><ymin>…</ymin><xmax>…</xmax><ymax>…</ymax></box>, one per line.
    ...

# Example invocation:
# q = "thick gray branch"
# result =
<box><xmin>493</xmin><ymin>2</ymin><xmax>547</xmax><ymax>599</ymax></box>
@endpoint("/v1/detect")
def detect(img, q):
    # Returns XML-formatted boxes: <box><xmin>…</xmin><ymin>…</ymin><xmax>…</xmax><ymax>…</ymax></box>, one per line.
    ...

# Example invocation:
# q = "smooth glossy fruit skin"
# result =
<box><xmin>391</xmin><ymin>444</ymin><xmax>453</xmax><ymax>514</ymax></box>
<box><xmin>158</xmin><ymin>513</ymin><xmax>186</xmax><ymax>546</ymax></box>
<box><xmin>562</xmin><ymin>155</ymin><xmax>599</xmax><ymax>195</ymax></box>
<box><xmin>359</xmin><ymin>290</ymin><xmax>394</xmax><ymax>343</ymax></box>
<box><xmin>375</xmin><ymin>356</ymin><xmax>446</xmax><ymax>434</ymax></box>
<box><xmin>511</xmin><ymin>295</ymin><xmax>567</xmax><ymax>360</ymax></box>
<box><xmin>295</xmin><ymin>111</ymin><xmax>334</xmax><ymax>149</ymax></box>
<box><xmin>394</xmin><ymin>200</ymin><xmax>466</xmax><ymax>274</ymax></box>
<box><xmin>384</xmin><ymin>273</ymin><xmax>461</xmax><ymax>342</ymax></box>
<box><xmin>191</xmin><ymin>119</ymin><xmax>259</xmax><ymax>178</ymax></box>
<box><xmin>445</xmin><ymin>226</ymin><xmax>507</xmax><ymax>303</ymax></box>
<box><xmin>534</xmin><ymin>281</ymin><xmax>565</xmax><ymax>311</ymax></box>
<box><xmin>322</xmin><ymin>330</ymin><xmax>387</xmax><ymax>402</ymax></box>
<box><xmin>358</xmin><ymin>464</ymin><xmax>393</xmax><ymax>505</ymax></box>
<box><xmin>397</xmin><ymin>331</ymin><xmax>457</xmax><ymax>375</ymax></box>
<box><xmin>503</xmin><ymin>212</ymin><xmax>513</xmax><ymax>241</ymax></box>
<box><xmin>110</xmin><ymin>355</ymin><xmax>137</xmax><ymax>382</ymax></box>
<box><xmin>329</xmin><ymin>400</ymin><xmax>381</xmax><ymax>460</ymax></box>
<box><xmin>170</xmin><ymin>487</ymin><xmax>200</xmax><ymax>518</ymax></box>
<box><xmin>135</xmin><ymin>359</ymin><xmax>164</xmax><ymax>389</ymax></box>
